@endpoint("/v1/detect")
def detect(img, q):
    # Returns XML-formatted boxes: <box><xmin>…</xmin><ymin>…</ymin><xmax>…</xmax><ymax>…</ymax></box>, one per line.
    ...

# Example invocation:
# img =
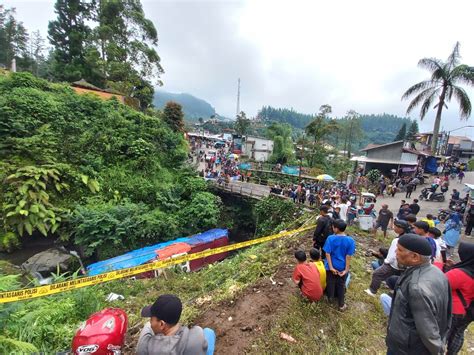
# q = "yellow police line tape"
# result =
<box><xmin>0</xmin><ymin>224</ymin><xmax>315</xmax><ymax>304</ymax></box>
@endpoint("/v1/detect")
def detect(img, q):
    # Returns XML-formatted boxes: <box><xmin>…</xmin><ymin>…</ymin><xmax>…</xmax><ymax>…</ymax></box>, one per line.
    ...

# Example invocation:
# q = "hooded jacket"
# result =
<box><xmin>386</xmin><ymin>263</ymin><xmax>452</xmax><ymax>355</ymax></box>
<box><xmin>137</xmin><ymin>322</ymin><xmax>208</xmax><ymax>355</ymax></box>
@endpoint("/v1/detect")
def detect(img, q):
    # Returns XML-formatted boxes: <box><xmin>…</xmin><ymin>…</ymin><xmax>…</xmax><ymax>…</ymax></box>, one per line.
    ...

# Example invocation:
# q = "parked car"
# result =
<box><xmin>214</xmin><ymin>141</ymin><xmax>226</xmax><ymax>149</ymax></box>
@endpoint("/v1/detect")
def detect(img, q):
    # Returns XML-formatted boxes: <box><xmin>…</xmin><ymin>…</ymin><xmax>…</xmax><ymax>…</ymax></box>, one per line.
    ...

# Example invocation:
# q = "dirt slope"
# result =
<box><xmin>194</xmin><ymin>259</ymin><xmax>297</xmax><ymax>354</ymax></box>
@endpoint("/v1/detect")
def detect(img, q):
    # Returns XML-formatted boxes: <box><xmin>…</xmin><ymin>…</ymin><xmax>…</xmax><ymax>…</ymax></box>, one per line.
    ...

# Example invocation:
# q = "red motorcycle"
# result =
<box><xmin>72</xmin><ymin>308</ymin><xmax>128</xmax><ymax>355</ymax></box>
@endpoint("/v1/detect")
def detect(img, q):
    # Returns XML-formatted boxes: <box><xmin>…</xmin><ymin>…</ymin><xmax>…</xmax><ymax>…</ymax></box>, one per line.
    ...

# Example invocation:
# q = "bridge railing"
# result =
<box><xmin>211</xmin><ymin>181</ymin><xmax>268</xmax><ymax>199</ymax></box>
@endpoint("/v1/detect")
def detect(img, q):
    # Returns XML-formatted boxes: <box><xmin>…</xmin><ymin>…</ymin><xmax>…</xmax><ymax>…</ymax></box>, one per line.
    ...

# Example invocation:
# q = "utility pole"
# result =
<box><xmin>236</xmin><ymin>78</ymin><xmax>241</xmax><ymax>117</ymax></box>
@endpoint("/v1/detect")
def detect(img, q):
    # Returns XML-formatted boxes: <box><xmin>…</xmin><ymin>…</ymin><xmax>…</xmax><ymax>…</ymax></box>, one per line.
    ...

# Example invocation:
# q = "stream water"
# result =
<box><xmin>0</xmin><ymin>233</ymin><xmax>56</xmax><ymax>266</ymax></box>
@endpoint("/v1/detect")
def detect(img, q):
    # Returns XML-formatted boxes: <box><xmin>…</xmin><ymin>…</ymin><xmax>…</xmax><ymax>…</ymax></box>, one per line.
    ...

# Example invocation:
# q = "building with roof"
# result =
<box><xmin>71</xmin><ymin>79</ymin><xmax>126</xmax><ymax>104</ymax></box>
<box><xmin>417</xmin><ymin>132</ymin><xmax>474</xmax><ymax>162</ymax></box>
<box><xmin>242</xmin><ymin>135</ymin><xmax>274</xmax><ymax>161</ymax></box>
<box><xmin>351</xmin><ymin>140</ymin><xmax>426</xmax><ymax>175</ymax></box>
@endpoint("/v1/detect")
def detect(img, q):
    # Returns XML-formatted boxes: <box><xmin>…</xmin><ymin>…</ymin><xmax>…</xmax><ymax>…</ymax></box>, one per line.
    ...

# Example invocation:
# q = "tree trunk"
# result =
<box><xmin>430</xmin><ymin>87</ymin><xmax>447</xmax><ymax>153</ymax></box>
<box><xmin>347</xmin><ymin>119</ymin><xmax>354</xmax><ymax>159</ymax></box>
<box><xmin>343</xmin><ymin>134</ymin><xmax>348</xmax><ymax>158</ymax></box>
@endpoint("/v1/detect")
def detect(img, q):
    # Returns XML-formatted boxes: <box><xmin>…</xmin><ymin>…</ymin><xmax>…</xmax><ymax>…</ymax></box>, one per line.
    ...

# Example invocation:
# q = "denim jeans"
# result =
<box><xmin>380</xmin><ymin>293</ymin><xmax>392</xmax><ymax>316</ymax></box>
<box><xmin>204</xmin><ymin>328</ymin><xmax>216</xmax><ymax>355</ymax></box>
<box><xmin>371</xmin><ymin>260</ymin><xmax>382</xmax><ymax>270</ymax></box>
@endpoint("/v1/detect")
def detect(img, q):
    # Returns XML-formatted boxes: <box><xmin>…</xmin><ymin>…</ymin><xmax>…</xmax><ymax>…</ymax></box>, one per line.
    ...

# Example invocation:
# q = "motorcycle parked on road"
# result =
<box><xmin>438</xmin><ymin>208</ymin><xmax>451</xmax><ymax>222</ymax></box>
<box><xmin>419</xmin><ymin>187</ymin><xmax>445</xmax><ymax>202</ymax></box>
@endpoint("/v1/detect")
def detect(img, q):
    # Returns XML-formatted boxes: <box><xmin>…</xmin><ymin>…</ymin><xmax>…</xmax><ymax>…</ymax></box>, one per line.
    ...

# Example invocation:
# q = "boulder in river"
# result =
<box><xmin>21</xmin><ymin>247</ymin><xmax>74</xmax><ymax>276</ymax></box>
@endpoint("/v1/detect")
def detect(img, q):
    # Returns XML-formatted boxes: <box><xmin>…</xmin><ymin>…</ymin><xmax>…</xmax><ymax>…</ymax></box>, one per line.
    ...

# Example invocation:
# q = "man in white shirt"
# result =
<box><xmin>365</xmin><ymin>220</ymin><xmax>409</xmax><ymax>297</ymax></box>
<box><xmin>337</xmin><ymin>198</ymin><xmax>349</xmax><ymax>222</ymax></box>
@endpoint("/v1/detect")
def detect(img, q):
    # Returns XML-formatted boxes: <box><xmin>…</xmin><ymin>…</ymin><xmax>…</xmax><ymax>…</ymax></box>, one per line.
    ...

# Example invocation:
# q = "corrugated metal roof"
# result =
<box><xmin>360</xmin><ymin>140</ymin><xmax>403</xmax><ymax>151</ymax></box>
<box><xmin>350</xmin><ymin>156</ymin><xmax>418</xmax><ymax>165</ymax></box>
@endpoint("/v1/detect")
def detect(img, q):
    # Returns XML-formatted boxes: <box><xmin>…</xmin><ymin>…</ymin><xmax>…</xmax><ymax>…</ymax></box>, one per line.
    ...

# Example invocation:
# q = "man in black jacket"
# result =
<box><xmin>409</xmin><ymin>199</ymin><xmax>420</xmax><ymax>216</ymax></box>
<box><xmin>386</xmin><ymin>234</ymin><xmax>452</xmax><ymax>355</ymax></box>
<box><xmin>313</xmin><ymin>206</ymin><xmax>332</xmax><ymax>259</ymax></box>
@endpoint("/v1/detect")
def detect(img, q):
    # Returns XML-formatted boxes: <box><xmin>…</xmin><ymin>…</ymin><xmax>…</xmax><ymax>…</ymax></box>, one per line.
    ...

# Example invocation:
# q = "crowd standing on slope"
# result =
<box><xmin>290</xmin><ymin>189</ymin><xmax>474</xmax><ymax>355</ymax></box>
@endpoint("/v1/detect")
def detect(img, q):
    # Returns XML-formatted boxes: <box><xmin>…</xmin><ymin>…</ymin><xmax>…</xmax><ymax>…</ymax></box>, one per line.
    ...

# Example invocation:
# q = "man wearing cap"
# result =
<box><xmin>137</xmin><ymin>294</ymin><xmax>215</xmax><ymax>355</ymax></box>
<box><xmin>386</xmin><ymin>234</ymin><xmax>452</xmax><ymax>355</ymax></box>
<box><xmin>365</xmin><ymin>220</ymin><xmax>408</xmax><ymax>297</ymax></box>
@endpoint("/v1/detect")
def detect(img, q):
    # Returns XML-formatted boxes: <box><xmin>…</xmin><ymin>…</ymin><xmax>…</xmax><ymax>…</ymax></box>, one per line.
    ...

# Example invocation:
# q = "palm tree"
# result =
<box><xmin>402</xmin><ymin>42</ymin><xmax>474</xmax><ymax>153</ymax></box>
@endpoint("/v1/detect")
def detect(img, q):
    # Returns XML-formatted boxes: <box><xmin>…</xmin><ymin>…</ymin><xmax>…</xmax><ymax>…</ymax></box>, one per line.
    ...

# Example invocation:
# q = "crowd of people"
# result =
<box><xmin>184</xmin><ymin>137</ymin><xmax>474</xmax><ymax>353</ymax></box>
<box><xmin>289</xmin><ymin>191</ymin><xmax>473</xmax><ymax>354</ymax></box>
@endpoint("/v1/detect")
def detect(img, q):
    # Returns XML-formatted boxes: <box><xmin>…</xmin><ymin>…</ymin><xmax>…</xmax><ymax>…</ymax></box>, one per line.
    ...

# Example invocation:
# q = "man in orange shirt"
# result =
<box><xmin>292</xmin><ymin>250</ymin><xmax>323</xmax><ymax>301</ymax></box>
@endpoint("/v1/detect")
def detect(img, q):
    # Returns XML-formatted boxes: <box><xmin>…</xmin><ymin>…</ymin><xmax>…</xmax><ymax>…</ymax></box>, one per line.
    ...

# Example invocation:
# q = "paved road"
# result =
<box><xmin>373</xmin><ymin>172</ymin><xmax>474</xmax><ymax>220</ymax></box>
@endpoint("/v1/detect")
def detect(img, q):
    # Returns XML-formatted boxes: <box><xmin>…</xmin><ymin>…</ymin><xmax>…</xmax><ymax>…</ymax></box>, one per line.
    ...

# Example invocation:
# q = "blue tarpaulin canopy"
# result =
<box><xmin>425</xmin><ymin>156</ymin><xmax>438</xmax><ymax>173</ymax></box>
<box><xmin>238</xmin><ymin>163</ymin><xmax>252</xmax><ymax>170</ymax></box>
<box><xmin>87</xmin><ymin>237</ymin><xmax>191</xmax><ymax>276</ymax></box>
<box><xmin>186</xmin><ymin>229</ymin><xmax>228</xmax><ymax>245</ymax></box>
<box><xmin>282</xmin><ymin>165</ymin><xmax>300</xmax><ymax>175</ymax></box>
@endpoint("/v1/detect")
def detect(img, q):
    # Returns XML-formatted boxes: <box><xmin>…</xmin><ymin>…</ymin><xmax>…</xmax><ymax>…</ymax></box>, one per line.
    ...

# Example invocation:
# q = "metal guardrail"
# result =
<box><xmin>212</xmin><ymin>181</ymin><xmax>269</xmax><ymax>200</ymax></box>
<box><xmin>210</xmin><ymin>181</ymin><xmax>317</xmax><ymax>210</ymax></box>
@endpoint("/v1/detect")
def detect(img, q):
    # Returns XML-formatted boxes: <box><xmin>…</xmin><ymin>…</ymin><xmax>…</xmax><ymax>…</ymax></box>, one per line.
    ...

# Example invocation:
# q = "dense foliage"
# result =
<box><xmin>257</xmin><ymin>105</ymin><xmax>415</xmax><ymax>151</ymax></box>
<box><xmin>358</xmin><ymin>114</ymin><xmax>413</xmax><ymax>147</ymax></box>
<box><xmin>0</xmin><ymin>72</ymin><xmax>221</xmax><ymax>256</ymax></box>
<box><xmin>163</xmin><ymin>101</ymin><xmax>185</xmax><ymax>132</ymax></box>
<box><xmin>1</xmin><ymin>1</ymin><xmax>162</xmax><ymax>110</ymax></box>
<box><xmin>254</xmin><ymin>196</ymin><xmax>300</xmax><ymax>236</ymax></box>
<box><xmin>258</xmin><ymin>106</ymin><xmax>313</xmax><ymax>129</ymax></box>
<box><xmin>266</xmin><ymin>123</ymin><xmax>295</xmax><ymax>164</ymax></box>
<box><xmin>0</xmin><ymin>6</ymin><xmax>42</xmax><ymax>74</ymax></box>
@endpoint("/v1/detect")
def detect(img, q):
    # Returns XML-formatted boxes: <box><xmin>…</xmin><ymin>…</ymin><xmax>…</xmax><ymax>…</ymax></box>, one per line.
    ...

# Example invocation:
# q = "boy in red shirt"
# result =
<box><xmin>292</xmin><ymin>250</ymin><xmax>323</xmax><ymax>302</ymax></box>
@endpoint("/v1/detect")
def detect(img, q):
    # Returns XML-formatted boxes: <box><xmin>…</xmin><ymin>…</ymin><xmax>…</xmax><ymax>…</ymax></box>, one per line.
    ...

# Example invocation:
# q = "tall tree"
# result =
<box><xmin>305</xmin><ymin>105</ymin><xmax>335</xmax><ymax>143</ymax></box>
<box><xmin>163</xmin><ymin>101</ymin><xmax>185</xmax><ymax>132</ymax></box>
<box><xmin>29</xmin><ymin>30</ymin><xmax>46</xmax><ymax>76</ymax></box>
<box><xmin>266</xmin><ymin>123</ymin><xmax>294</xmax><ymax>164</ymax></box>
<box><xmin>0</xmin><ymin>6</ymin><xmax>30</xmax><ymax>70</ymax></box>
<box><xmin>48</xmin><ymin>0</ymin><xmax>97</xmax><ymax>83</ymax></box>
<box><xmin>394</xmin><ymin>123</ymin><xmax>407</xmax><ymax>141</ymax></box>
<box><xmin>342</xmin><ymin>110</ymin><xmax>361</xmax><ymax>158</ymax></box>
<box><xmin>406</xmin><ymin>120</ymin><xmax>419</xmax><ymax>142</ymax></box>
<box><xmin>234</xmin><ymin>111</ymin><xmax>251</xmax><ymax>136</ymax></box>
<box><xmin>92</xmin><ymin>0</ymin><xmax>164</xmax><ymax>109</ymax></box>
<box><xmin>402</xmin><ymin>42</ymin><xmax>474</xmax><ymax>153</ymax></box>
<box><xmin>305</xmin><ymin>105</ymin><xmax>337</xmax><ymax>166</ymax></box>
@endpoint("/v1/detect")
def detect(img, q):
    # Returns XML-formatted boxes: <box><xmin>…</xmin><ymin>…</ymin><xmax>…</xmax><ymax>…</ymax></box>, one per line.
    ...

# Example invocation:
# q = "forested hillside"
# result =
<box><xmin>0</xmin><ymin>72</ymin><xmax>221</xmax><ymax>258</ymax></box>
<box><xmin>154</xmin><ymin>90</ymin><xmax>216</xmax><ymax>121</ymax></box>
<box><xmin>257</xmin><ymin>106</ymin><xmax>413</xmax><ymax>149</ymax></box>
<box><xmin>359</xmin><ymin>114</ymin><xmax>412</xmax><ymax>147</ymax></box>
<box><xmin>257</xmin><ymin>106</ymin><xmax>313</xmax><ymax>129</ymax></box>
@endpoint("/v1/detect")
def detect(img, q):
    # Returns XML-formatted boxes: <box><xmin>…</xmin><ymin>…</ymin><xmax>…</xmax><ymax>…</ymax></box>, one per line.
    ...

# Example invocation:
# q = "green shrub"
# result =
<box><xmin>254</xmin><ymin>196</ymin><xmax>300</xmax><ymax>236</ymax></box>
<box><xmin>0</xmin><ymin>72</ymin><xmax>203</xmax><ymax>251</ymax></box>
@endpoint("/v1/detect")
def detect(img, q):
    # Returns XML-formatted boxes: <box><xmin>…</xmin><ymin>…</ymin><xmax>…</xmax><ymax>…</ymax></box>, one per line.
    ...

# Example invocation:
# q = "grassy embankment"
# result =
<box><xmin>2</xmin><ymin>219</ymin><xmax>473</xmax><ymax>353</ymax></box>
<box><xmin>250</xmin><ymin>227</ymin><xmax>473</xmax><ymax>354</ymax></box>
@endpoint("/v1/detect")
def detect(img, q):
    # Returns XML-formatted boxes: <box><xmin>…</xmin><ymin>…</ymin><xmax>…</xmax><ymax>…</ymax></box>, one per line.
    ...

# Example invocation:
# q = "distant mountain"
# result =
<box><xmin>153</xmin><ymin>89</ymin><xmax>216</xmax><ymax>121</ymax></box>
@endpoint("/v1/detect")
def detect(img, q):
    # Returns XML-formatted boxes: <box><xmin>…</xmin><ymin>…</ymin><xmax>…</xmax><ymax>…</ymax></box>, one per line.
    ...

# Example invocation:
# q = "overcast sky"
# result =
<box><xmin>4</xmin><ymin>0</ymin><xmax>474</xmax><ymax>137</ymax></box>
